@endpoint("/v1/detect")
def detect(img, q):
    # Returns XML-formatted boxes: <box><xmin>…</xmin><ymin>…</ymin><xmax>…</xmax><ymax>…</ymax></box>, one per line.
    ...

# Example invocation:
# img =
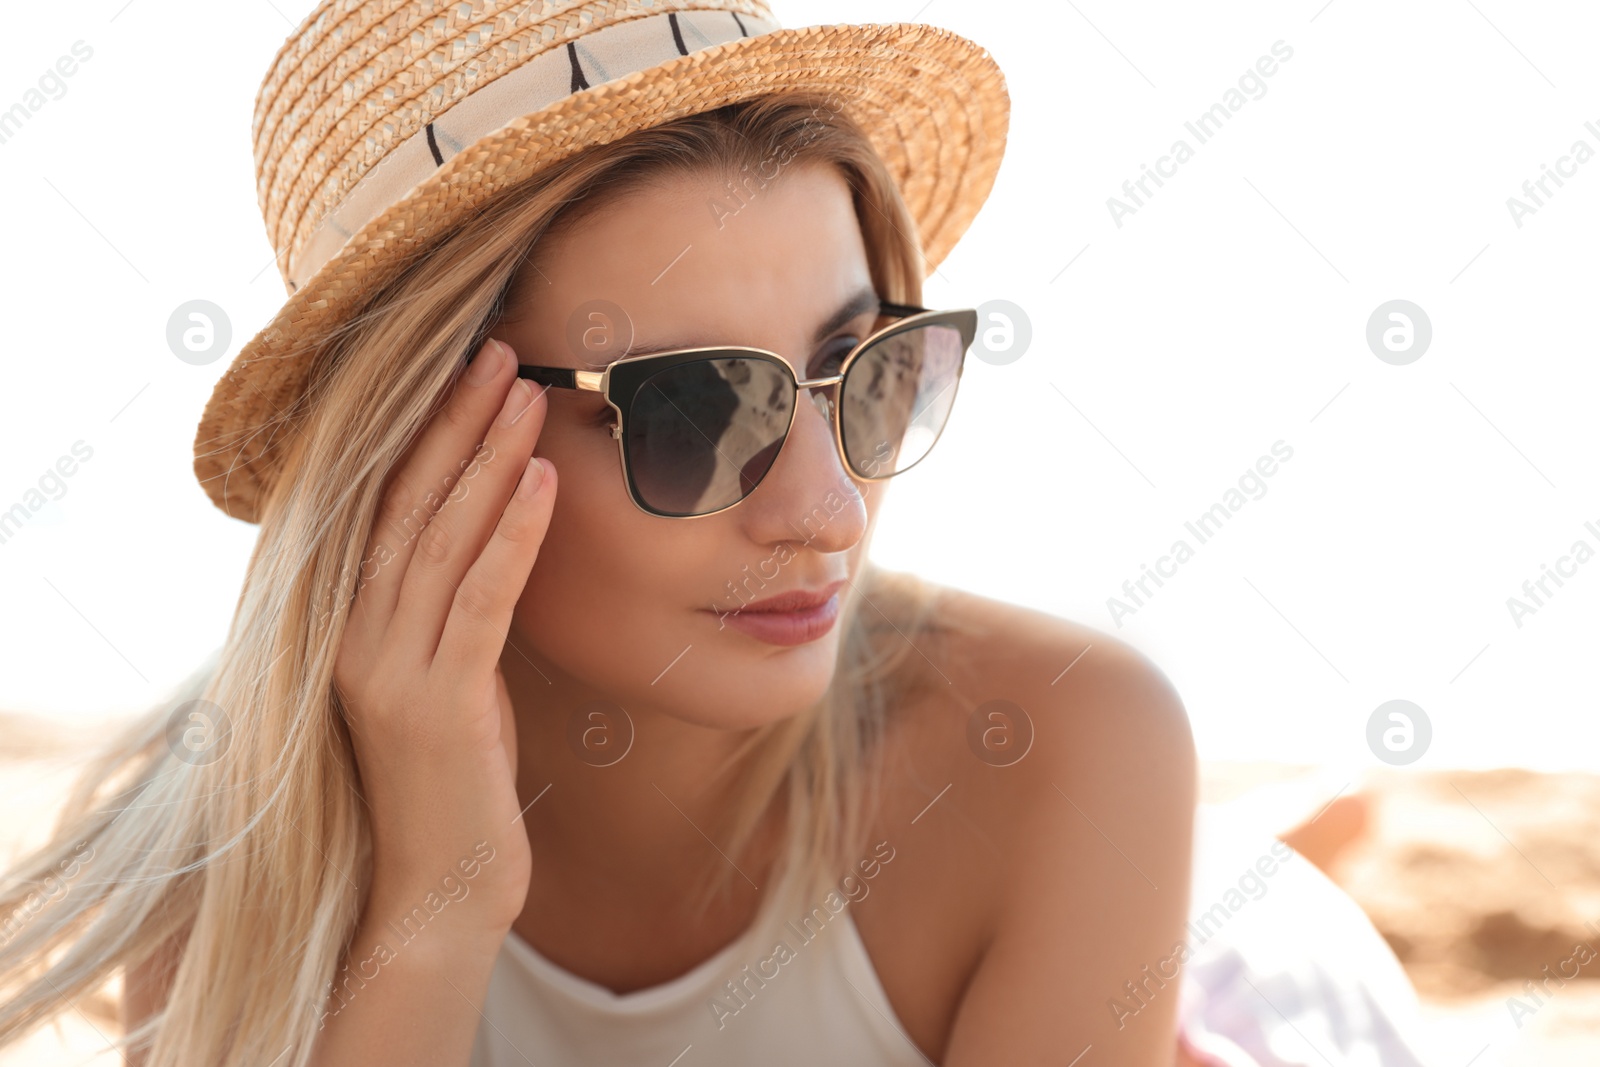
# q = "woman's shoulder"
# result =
<box><xmin>877</xmin><ymin>575</ymin><xmax>1197</xmax><ymax>868</ymax></box>
<box><xmin>908</xmin><ymin>579</ymin><xmax>1193</xmax><ymax>750</ymax></box>
<box><xmin>854</xmin><ymin>583</ymin><xmax>1198</xmax><ymax>1058</ymax></box>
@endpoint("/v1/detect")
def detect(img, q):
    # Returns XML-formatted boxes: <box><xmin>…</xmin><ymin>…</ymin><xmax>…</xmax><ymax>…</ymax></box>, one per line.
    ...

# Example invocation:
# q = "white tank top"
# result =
<box><xmin>468</xmin><ymin>865</ymin><xmax>929</xmax><ymax>1066</ymax></box>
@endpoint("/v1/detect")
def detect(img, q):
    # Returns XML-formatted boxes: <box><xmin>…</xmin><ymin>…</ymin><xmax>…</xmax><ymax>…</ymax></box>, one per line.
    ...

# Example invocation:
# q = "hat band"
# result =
<box><xmin>286</xmin><ymin>7</ymin><xmax>781</xmax><ymax>293</ymax></box>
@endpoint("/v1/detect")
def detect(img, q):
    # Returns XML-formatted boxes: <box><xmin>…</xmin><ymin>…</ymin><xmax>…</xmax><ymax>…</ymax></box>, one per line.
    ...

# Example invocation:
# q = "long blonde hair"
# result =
<box><xmin>0</xmin><ymin>92</ymin><xmax>980</xmax><ymax>1067</ymax></box>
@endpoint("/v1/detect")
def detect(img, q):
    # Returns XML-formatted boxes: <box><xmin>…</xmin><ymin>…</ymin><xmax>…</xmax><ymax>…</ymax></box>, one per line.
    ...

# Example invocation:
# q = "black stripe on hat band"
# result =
<box><xmin>425</xmin><ymin>122</ymin><xmax>444</xmax><ymax>166</ymax></box>
<box><xmin>669</xmin><ymin>12</ymin><xmax>689</xmax><ymax>55</ymax></box>
<box><xmin>567</xmin><ymin>41</ymin><xmax>589</xmax><ymax>91</ymax></box>
<box><xmin>731</xmin><ymin>12</ymin><xmax>747</xmax><ymax>36</ymax></box>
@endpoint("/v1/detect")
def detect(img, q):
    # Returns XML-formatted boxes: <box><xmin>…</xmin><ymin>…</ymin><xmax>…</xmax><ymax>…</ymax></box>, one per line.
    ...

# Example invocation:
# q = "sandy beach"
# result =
<box><xmin>1</xmin><ymin>716</ymin><xmax>1596</xmax><ymax>1065</ymax></box>
<box><xmin>1202</xmin><ymin>762</ymin><xmax>1600</xmax><ymax>1066</ymax></box>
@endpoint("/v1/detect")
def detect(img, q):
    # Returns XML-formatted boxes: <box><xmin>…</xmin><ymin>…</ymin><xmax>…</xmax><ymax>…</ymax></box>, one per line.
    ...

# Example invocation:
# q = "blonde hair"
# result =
<box><xmin>0</xmin><ymin>92</ymin><xmax>980</xmax><ymax>1067</ymax></box>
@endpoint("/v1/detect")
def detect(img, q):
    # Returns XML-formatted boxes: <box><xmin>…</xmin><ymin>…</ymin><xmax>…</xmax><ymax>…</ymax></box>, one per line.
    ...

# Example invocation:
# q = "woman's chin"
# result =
<box><xmin>662</xmin><ymin>652</ymin><xmax>839</xmax><ymax>731</ymax></box>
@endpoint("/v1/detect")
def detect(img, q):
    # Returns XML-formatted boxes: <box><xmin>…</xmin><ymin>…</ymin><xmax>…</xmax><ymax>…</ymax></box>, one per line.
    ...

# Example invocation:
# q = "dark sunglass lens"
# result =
<box><xmin>626</xmin><ymin>357</ymin><xmax>794</xmax><ymax>516</ymax></box>
<box><xmin>839</xmin><ymin>323</ymin><xmax>965</xmax><ymax>479</ymax></box>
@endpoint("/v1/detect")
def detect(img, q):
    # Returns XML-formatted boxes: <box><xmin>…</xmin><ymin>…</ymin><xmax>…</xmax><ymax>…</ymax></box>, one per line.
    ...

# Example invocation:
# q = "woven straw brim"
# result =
<box><xmin>192</xmin><ymin>21</ymin><xmax>1009</xmax><ymax>524</ymax></box>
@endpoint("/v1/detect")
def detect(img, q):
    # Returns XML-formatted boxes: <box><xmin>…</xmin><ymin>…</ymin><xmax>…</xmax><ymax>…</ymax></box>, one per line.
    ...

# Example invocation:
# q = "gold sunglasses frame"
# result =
<box><xmin>508</xmin><ymin>300</ymin><xmax>979</xmax><ymax>518</ymax></box>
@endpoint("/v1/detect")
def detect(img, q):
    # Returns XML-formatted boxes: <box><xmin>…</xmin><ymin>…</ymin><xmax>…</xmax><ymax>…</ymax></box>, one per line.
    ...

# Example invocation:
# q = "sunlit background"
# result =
<box><xmin>3</xmin><ymin>3</ymin><xmax>1598</xmax><ymax>1065</ymax></box>
<box><xmin>3</xmin><ymin>0</ymin><xmax>1594</xmax><ymax>774</ymax></box>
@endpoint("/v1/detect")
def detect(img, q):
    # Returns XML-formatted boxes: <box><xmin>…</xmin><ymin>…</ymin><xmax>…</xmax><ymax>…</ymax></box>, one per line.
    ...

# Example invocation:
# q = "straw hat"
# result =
<box><xmin>193</xmin><ymin>0</ymin><xmax>1010</xmax><ymax>523</ymax></box>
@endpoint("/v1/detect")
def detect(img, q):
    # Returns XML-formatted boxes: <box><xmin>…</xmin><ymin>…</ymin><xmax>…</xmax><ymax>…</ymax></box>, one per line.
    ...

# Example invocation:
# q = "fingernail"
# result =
<box><xmin>498</xmin><ymin>377</ymin><xmax>533</xmax><ymax>427</ymax></box>
<box><xmin>517</xmin><ymin>456</ymin><xmax>547</xmax><ymax>499</ymax></box>
<box><xmin>466</xmin><ymin>339</ymin><xmax>505</xmax><ymax>385</ymax></box>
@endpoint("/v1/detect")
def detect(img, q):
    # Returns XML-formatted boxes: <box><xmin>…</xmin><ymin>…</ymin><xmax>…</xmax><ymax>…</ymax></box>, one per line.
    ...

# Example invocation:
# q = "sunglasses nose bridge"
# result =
<box><xmin>805</xmin><ymin>379</ymin><xmax>837</xmax><ymax>424</ymax></box>
<box><xmin>756</xmin><ymin>378</ymin><xmax>850</xmax><ymax>510</ymax></box>
<box><xmin>794</xmin><ymin>369</ymin><xmax>843</xmax><ymax>425</ymax></box>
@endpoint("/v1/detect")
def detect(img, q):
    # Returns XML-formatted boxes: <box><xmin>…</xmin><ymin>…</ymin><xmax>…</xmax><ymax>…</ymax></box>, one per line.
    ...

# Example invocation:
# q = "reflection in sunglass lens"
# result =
<box><xmin>625</xmin><ymin>356</ymin><xmax>793</xmax><ymax>517</ymax></box>
<box><xmin>622</xmin><ymin>322</ymin><xmax>966</xmax><ymax>517</ymax></box>
<box><xmin>839</xmin><ymin>323</ymin><xmax>965</xmax><ymax>480</ymax></box>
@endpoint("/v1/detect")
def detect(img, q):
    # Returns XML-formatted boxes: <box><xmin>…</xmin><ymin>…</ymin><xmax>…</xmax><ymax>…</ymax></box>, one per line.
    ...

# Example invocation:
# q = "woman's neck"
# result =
<box><xmin>499</xmin><ymin>637</ymin><xmax>786</xmax><ymax>898</ymax></box>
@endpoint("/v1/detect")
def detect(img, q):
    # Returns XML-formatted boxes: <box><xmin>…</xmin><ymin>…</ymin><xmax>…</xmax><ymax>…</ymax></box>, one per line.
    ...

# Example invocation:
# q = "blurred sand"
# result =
<box><xmin>2</xmin><ymin>719</ymin><xmax>1597</xmax><ymax>1065</ymax></box>
<box><xmin>1203</xmin><ymin>761</ymin><xmax>1600</xmax><ymax>1067</ymax></box>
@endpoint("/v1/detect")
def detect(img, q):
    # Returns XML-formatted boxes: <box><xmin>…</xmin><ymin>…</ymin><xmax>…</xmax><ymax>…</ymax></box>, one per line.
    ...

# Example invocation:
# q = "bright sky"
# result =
<box><xmin>1</xmin><ymin>1</ymin><xmax>1595</xmax><ymax>773</ymax></box>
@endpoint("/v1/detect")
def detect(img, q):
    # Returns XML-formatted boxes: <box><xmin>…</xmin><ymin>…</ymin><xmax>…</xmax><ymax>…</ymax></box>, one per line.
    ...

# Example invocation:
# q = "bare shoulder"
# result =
<box><xmin>913</xmin><ymin>582</ymin><xmax>1197</xmax><ymax>860</ymax></box>
<box><xmin>858</xmin><ymin>581</ymin><xmax>1198</xmax><ymax>1062</ymax></box>
<box><xmin>901</xmin><ymin>581</ymin><xmax>1195</xmax><ymax>776</ymax></box>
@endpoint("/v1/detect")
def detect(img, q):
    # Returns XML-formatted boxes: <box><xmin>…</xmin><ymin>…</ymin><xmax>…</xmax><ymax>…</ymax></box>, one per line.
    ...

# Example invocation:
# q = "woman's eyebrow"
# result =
<box><xmin>809</xmin><ymin>285</ymin><xmax>881</xmax><ymax>345</ymax></box>
<box><xmin>622</xmin><ymin>285</ymin><xmax>879</xmax><ymax>357</ymax></box>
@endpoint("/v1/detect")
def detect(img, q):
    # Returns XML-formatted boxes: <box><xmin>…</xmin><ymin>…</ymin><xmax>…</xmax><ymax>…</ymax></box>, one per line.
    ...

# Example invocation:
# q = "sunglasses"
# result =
<box><xmin>509</xmin><ymin>300</ymin><xmax>979</xmax><ymax>518</ymax></box>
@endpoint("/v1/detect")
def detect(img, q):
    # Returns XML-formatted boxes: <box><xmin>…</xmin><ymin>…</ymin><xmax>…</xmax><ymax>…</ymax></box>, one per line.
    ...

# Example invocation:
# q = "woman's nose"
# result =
<box><xmin>741</xmin><ymin>382</ymin><xmax>868</xmax><ymax>551</ymax></box>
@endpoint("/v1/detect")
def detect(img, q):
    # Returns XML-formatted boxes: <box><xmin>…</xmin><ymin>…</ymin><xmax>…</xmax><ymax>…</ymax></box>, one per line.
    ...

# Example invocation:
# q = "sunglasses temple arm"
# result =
<box><xmin>517</xmin><ymin>365</ymin><xmax>579</xmax><ymax>389</ymax></box>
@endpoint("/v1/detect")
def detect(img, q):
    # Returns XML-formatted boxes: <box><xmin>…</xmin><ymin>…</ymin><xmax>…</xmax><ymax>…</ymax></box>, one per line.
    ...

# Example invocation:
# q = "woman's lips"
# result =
<box><xmin>705</xmin><ymin>579</ymin><xmax>846</xmax><ymax>646</ymax></box>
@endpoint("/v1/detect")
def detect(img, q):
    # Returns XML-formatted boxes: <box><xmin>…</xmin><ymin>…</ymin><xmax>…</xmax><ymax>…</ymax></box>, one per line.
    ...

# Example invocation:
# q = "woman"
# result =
<box><xmin>0</xmin><ymin>4</ymin><xmax>1430</xmax><ymax>1066</ymax></box>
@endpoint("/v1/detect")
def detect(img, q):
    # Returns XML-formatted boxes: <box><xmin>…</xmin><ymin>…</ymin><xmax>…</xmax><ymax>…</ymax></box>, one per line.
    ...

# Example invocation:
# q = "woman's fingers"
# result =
<box><xmin>434</xmin><ymin>455</ymin><xmax>557</xmax><ymax>681</ymax></box>
<box><xmin>349</xmin><ymin>338</ymin><xmax>517</xmax><ymax>648</ymax></box>
<box><xmin>328</xmin><ymin>336</ymin><xmax>543</xmax><ymax>928</ymax></box>
<box><xmin>389</xmin><ymin>357</ymin><xmax>550</xmax><ymax>666</ymax></box>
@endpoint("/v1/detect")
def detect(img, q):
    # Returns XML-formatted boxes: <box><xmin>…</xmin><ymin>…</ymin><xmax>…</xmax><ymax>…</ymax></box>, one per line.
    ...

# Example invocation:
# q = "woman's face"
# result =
<box><xmin>493</xmin><ymin>161</ymin><xmax>891</xmax><ymax>729</ymax></box>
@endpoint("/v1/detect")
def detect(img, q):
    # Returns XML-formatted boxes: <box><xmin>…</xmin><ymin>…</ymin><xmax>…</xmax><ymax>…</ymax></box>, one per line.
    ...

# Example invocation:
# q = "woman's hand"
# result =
<box><xmin>332</xmin><ymin>336</ymin><xmax>554</xmax><ymax>933</ymax></box>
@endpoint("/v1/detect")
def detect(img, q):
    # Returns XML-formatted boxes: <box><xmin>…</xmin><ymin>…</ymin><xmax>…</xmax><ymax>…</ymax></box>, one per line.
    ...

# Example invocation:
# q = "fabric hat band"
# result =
<box><xmin>287</xmin><ymin>7</ymin><xmax>781</xmax><ymax>292</ymax></box>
